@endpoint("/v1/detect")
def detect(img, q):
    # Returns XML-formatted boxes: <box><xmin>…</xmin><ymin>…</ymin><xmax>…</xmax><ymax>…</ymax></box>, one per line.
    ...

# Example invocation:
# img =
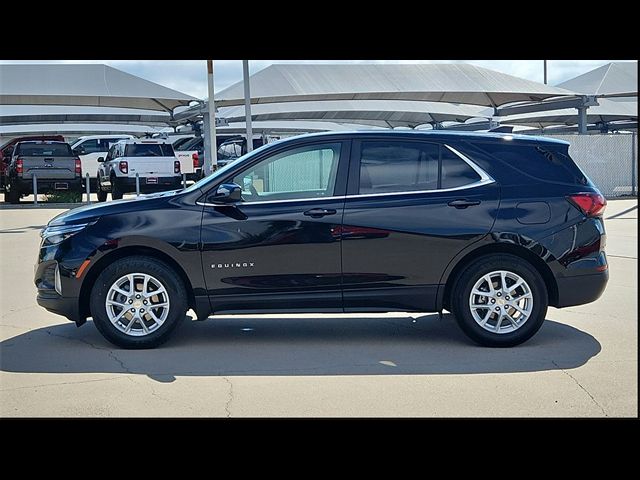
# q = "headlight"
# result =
<box><xmin>41</xmin><ymin>222</ymin><xmax>95</xmax><ymax>246</ymax></box>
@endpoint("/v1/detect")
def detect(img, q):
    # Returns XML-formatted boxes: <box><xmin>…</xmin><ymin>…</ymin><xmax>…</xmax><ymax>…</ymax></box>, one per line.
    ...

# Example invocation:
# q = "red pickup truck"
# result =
<box><xmin>1</xmin><ymin>135</ymin><xmax>65</xmax><ymax>190</ymax></box>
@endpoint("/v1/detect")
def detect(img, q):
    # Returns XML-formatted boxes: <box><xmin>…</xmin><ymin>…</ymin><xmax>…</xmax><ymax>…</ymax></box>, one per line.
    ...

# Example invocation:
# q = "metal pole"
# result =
<box><xmin>182</xmin><ymin>172</ymin><xmax>187</xmax><ymax>189</ymax></box>
<box><xmin>632</xmin><ymin>132</ymin><xmax>637</xmax><ymax>196</ymax></box>
<box><xmin>85</xmin><ymin>173</ymin><xmax>91</xmax><ymax>204</ymax></box>
<box><xmin>206</xmin><ymin>60</ymin><xmax>217</xmax><ymax>175</ymax></box>
<box><xmin>135</xmin><ymin>173</ymin><xmax>140</xmax><ymax>197</ymax></box>
<box><xmin>577</xmin><ymin>107</ymin><xmax>588</xmax><ymax>134</ymax></box>
<box><xmin>32</xmin><ymin>174</ymin><xmax>37</xmax><ymax>205</ymax></box>
<box><xmin>543</xmin><ymin>60</ymin><xmax>548</xmax><ymax>85</ymax></box>
<box><xmin>243</xmin><ymin>60</ymin><xmax>253</xmax><ymax>153</ymax></box>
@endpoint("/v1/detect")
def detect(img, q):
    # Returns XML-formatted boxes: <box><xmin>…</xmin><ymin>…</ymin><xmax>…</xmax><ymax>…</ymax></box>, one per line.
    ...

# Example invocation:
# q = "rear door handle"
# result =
<box><xmin>448</xmin><ymin>199</ymin><xmax>481</xmax><ymax>209</ymax></box>
<box><xmin>304</xmin><ymin>208</ymin><xmax>337</xmax><ymax>218</ymax></box>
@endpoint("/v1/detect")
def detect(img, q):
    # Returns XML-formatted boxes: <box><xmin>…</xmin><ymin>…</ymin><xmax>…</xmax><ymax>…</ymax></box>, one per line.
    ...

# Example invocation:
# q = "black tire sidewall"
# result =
<box><xmin>111</xmin><ymin>176</ymin><xmax>123</xmax><ymax>200</ymax></box>
<box><xmin>452</xmin><ymin>254</ymin><xmax>548</xmax><ymax>347</ymax></box>
<box><xmin>90</xmin><ymin>256</ymin><xmax>187</xmax><ymax>349</ymax></box>
<box><xmin>96</xmin><ymin>177</ymin><xmax>107</xmax><ymax>202</ymax></box>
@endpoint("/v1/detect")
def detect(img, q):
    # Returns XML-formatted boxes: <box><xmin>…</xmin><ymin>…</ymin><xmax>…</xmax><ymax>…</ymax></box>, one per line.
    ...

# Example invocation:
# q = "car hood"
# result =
<box><xmin>48</xmin><ymin>190</ymin><xmax>183</xmax><ymax>226</ymax></box>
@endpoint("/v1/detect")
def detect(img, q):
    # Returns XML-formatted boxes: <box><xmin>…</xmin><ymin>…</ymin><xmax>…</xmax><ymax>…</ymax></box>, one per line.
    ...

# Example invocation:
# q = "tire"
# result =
<box><xmin>90</xmin><ymin>255</ymin><xmax>188</xmax><ymax>349</ymax></box>
<box><xmin>5</xmin><ymin>183</ymin><xmax>20</xmax><ymax>204</ymax></box>
<box><xmin>450</xmin><ymin>253</ymin><xmax>548</xmax><ymax>347</ymax></box>
<box><xmin>96</xmin><ymin>177</ymin><xmax>107</xmax><ymax>202</ymax></box>
<box><xmin>111</xmin><ymin>176</ymin><xmax>123</xmax><ymax>200</ymax></box>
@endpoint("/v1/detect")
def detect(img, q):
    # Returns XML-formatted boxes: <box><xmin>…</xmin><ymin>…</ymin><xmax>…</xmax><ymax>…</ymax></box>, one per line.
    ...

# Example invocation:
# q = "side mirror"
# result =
<box><xmin>97</xmin><ymin>157</ymin><xmax>105</xmax><ymax>163</ymax></box>
<box><xmin>208</xmin><ymin>183</ymin><xmax>242</xmax><ymax>204</ymax></box>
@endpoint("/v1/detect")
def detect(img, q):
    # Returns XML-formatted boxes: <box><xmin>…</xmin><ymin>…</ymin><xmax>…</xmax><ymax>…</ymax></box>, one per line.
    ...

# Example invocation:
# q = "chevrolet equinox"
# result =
<box><xmin>35</xmin><ymin>131</ymin><xmax>609</xmax><ymax>348</ymax></box>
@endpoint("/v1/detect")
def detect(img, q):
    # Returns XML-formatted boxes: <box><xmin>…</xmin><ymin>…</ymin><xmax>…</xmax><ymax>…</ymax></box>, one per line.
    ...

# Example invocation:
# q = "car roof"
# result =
<box><xmin>114</xmin><ymin>139</ymin><xmax>170</xmax><ymax>145</ymax></box>
<box><xmin>75</xmin><ymin>134</ymin><xmax>134</xmax><ymax>140</ymax></box>
<box><xmin>276</xmin><ymin>129</ymin><xmax>571</xmax><ymax>146</ymax></box>
<box><xmin>17</xmin><ymin>140</ymin><xmax>68</xmax><ymax>145</ymax></box>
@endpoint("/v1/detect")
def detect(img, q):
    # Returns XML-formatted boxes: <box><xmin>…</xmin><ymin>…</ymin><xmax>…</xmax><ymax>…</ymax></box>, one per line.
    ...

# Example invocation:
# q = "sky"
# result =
<box><xmin>0</xmin><ymin>59</ymin><xmax>635</xmax><ymax>99</ymax></box>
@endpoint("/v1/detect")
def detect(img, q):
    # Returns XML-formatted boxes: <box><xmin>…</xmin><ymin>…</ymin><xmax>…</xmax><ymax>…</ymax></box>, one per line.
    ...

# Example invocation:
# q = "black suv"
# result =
<box><xmin>35</xmin><ymin>131</ymin><xmax>608</xmax><ymax>349</ymax></box>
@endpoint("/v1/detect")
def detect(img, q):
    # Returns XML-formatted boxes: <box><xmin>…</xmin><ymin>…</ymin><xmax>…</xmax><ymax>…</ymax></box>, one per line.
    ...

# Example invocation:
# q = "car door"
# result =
<box><xmin>200</xmin><ymin>140</ymin><xmax>350</xmax><ymax>313</ymax></box>
<box><xmin>341</xmin><ymin>137</ymin><xmax>500</xmax><ymax>312</ymax></box>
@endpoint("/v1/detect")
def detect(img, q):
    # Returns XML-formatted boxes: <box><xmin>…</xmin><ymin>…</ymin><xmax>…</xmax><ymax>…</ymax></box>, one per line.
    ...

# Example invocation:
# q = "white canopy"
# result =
<box><xmin>0</xmin><ymin>64</ymin><xmax>197</xmax><ymax>112</ymax></box>
<box><xmin>215</xmin><ymin>63</ymin><xmax>574</xmax><ymax>108</ymax></box>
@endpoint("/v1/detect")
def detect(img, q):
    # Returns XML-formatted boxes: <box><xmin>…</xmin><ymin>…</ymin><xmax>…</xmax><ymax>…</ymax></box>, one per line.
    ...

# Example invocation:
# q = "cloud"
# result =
<box><xmin>1</xmin><ymin>59</ymin><xmax>635</xmax><ymax>99</ymax></box>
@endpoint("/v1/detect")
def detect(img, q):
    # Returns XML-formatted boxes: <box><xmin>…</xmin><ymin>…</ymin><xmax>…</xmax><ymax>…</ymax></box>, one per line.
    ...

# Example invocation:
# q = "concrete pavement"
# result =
<box><xmin>0</xmin><ymin>199</ymin><xmax>637</xmax><ymax>416</ymax></box>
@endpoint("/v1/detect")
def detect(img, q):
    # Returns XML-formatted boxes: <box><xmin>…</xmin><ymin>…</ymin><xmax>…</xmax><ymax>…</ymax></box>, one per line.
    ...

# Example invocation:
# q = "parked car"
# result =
<box><xmin>1</xmin><ymin>135</ymin><xmax>65</xmax><ymax>190</ymax></box>
<box><xmin>35</xmin><ymin>131</ymin><xmax>609</xmax><ymax>349</ymax></box>
<box><xmin>4</xmin><ymin>140</ymin><xmax>83</xmax><ymax>203</ymax></box>
<box><xmin>70</xmin><ymin>135</ymin><xmax>134</xmax><ymax>188</ymax></box>
<box><xmin>96</xmin><ymin>139</ymin><xmax>182</xmax><ymax>201</ymax></box>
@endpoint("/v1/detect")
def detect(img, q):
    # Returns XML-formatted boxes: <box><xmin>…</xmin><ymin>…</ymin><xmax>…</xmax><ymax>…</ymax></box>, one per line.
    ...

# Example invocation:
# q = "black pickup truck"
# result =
<box><xmin>4</xmin><ymin>140</ymin><xmax>83</xmax><ymax>204</ymax></box>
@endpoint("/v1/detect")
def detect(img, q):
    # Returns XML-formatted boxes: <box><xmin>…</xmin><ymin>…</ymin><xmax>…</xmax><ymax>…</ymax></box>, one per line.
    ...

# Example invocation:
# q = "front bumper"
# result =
<box><xmin>37</xmin><ymin>290</ymin><xmax>80</xmax><ymax>323</ymax></box>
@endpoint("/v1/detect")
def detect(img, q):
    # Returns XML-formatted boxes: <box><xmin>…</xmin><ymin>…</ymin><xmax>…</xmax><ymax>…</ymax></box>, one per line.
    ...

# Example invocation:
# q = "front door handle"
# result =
<box><xmin>448</xmin><ymin>199</ymin><xmax>481</xmax><ymax>209</ymax></box>
<box><xmin>304</xmin><ymin>208</ymin><xmax>337</xmax><ymax>218</ymax></box>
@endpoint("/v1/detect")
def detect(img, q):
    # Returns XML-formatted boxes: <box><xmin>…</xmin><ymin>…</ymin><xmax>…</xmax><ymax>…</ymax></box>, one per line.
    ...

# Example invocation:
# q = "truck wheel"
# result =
<box><xmin>4</xmin><ymin>183</ymin><xmax>20</xmax><ymax>204</ymax></box>
<box><xmin>96</xmin><ymin>177</ymin><xmax>107</xmax><ymax>202</ymax></box>
<box><xmin>111</xmin><ymin>177</ymin><xmax>123</xmax><ymax>200</ymax></box>
<box><xmin>450</xmin><ymin>253</ymin><xmax>548</xmax><ymax>347</ymax></box>
<box><xmin>90</xmin><ymin>255</ymin><xmax>188</xmax><ymax>349</ymax></box>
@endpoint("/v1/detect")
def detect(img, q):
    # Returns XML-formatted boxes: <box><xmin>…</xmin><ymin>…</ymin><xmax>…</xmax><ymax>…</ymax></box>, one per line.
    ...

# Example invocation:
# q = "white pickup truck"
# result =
<box><xmin>96</xmin><ymin>139</ymin><xmax>182</xmax><ymax>201</ymax></box>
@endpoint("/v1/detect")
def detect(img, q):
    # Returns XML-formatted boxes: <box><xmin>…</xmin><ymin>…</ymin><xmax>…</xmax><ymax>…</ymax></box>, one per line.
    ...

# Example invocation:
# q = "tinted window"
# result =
<box><xmin>77</xmin><ymin>139</ymin><xmax>101</xmax><ymax>154</ymax></box>
<box><xmin>125</xmin><ymin>143</ymin><xmax>174</xmax><ymax>157</ymax></box>
<box><xmin>478</xmin><ymin>143</ymin><xmax>588</xmax><ymax>185</ymax></box>
<box><xmin>232</xmin><ymin>143</ymin><xmax>341</xmax><ymax>203</ymax></box>
<box><xmin>178</xmin><ymin>137</ymin><xmax>203</xmax><ymax>151</ymax></box>
<box><xmin>16</xmin><ymin>143</ymin><xmax>72</xmax><ymax>156</ymax></box>
<box><xmin>218</xmin><ymin>141</ymin><xmax>243</xmax><ymax>160</ymax></box>
<box><xmin>441</xmin><ymin>147</ymin><xmax>481</xmax><ymax>188</ymax></box>
<box><xmin>359</xmin><ymin>141</ymin><xmax>438</xmax><ymax>194</ymax></box>
<box><xmin>99</xmin><ymin>138</ymin><xmax>126</xmax><ymax>151</ymax></box>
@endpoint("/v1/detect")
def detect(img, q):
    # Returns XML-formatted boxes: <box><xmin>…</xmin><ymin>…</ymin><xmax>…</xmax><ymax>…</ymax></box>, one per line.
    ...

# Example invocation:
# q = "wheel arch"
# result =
<box><xmin>79</xmin><ymin>245</ymin><xmax>196</xmax><ymax>319</ymax></box>
<box><xmin>440</xmin><ymin>242</ymin><xmax>559</xmax><ymax>311</ymax></box>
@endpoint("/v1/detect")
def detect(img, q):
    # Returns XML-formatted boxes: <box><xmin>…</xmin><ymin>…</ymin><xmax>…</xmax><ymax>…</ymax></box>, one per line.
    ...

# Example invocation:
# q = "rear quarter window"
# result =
<box><xmin>476</xmin><ymin>142</ymin><xmax>589</xmax><ymax>186</ymax></box>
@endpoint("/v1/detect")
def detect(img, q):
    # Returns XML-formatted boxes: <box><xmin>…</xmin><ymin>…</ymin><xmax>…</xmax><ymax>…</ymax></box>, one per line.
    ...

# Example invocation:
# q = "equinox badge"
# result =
<box><xmin>211</xmin><ymin>262</ymin><xmax>255</xmax><ymax>269</ymax></box>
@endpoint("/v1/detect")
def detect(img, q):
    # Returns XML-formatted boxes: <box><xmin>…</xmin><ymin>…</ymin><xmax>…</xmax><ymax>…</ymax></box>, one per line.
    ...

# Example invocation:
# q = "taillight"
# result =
<box><xmin>16</xmin><ymin>158</ymin><xmax>23</xmax><ymax>174</ymax></box>
<box><xmin>568</xmin><ymin>192</ymin><xmax>607</xmax><ymax>217</ymax></box>
<box><xmin>192</xmin><ymin>152</ymin><xmax>199</xmax><ymax>168</ymax></box>
<box><xmin>119</xmin><ymin>161</ymin><xmax>128</xmax><ymax>174</ymax></box>
<box><xmin>174</xmin><ymin>160</ymin><xmax>181</xmax><ymax>174</ymax></box>
<box><xmin>75</xmin><ymin>158</ymin><xmax>82</xmax><ymax>175</ymax></box>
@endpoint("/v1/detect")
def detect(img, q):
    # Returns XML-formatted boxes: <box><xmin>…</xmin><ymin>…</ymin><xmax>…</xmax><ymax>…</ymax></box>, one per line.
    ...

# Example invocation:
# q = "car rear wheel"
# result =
<box><xmin>451</xmin><ymin>253</ymin><xmax>548</xmax><ymax>347</ymax></box>
<box><xmin>90</xmin><ymin>256</ymin><xmax>188</xmax><ymax>349</ymax></box>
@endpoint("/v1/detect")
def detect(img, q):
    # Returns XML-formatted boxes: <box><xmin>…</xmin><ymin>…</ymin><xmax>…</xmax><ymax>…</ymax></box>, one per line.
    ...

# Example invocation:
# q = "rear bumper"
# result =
<box><xmin>115</xmin><ymin>176</ymin><xmax>182</xmax><ymax>193</ymax></box>
<box><xmin>555</xmin><ymin>270</ymin><xmax>609</xmax><ymax>308</ymax></box>
<box><xmin>15</xmin><ymin>177</ymin><xmax>82</xmax><ymax>193</ymax></box>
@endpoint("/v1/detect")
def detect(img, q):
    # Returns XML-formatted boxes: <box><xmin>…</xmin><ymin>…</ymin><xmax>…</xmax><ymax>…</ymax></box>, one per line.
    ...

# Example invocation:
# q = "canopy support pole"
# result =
<box><xmin>243</xmin><ymin>60</ymin><xmax>253</xmax><ymax>153</ymax></box>
<box><xmin>205</xmin><ymin>61</ymin><xmax>217</xmax><ymax>175</ymax></box>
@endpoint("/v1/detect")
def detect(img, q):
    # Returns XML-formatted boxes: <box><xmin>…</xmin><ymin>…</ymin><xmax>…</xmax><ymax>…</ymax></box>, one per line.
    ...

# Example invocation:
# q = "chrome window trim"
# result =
<box><xmin>444</xmin><ymin>144</ymin><xmax>494</xmax><ymax>183</ymax></box>
<box><xmin>197</xmin><ymin>195</ymin><xmax>346</xmax><ymax>207</ymax></box>
<box><xmin>197</xmin><ymin>143</ymin><xmax>494</xmax><ymax>206</ymax></box>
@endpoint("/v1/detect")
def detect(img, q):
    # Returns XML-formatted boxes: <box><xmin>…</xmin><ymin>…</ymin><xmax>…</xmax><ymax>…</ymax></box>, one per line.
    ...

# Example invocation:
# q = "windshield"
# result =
<box><xmin>176</xmin><ymin>137</ymin><xmax>203</xmax><ymax>151</ymax></box>
<box><xmin>183</xmin><ymin>141</ymin><xmax>274</xmax><ymax>194</ymax></box>
<box><xmin>16</xmin><ymin>143</ymin><xmax>72</xmax><ymax>156</ymax></box>
<box><xmin>125</xmin><ymin>143</ymin><xmax>174</xmax><ymax>157</ymax></box>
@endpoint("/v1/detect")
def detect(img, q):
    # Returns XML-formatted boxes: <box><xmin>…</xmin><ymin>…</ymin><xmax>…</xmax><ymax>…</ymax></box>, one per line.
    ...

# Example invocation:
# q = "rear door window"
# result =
<box><xmin>358</xmin><ymin>141</ymin><xmax>481</xmax><ymax>194</ymax></box>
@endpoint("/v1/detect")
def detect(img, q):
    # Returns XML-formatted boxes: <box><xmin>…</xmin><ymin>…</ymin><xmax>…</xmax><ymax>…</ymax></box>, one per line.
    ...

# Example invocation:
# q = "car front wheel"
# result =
<box><xmin>451</xmin><ymin>253</ymin><xmax>548</xmax><ymax>347</ymax></box>
<box><xmin>96</xmin><ymin>176</ymin><xmax>107</xmax><ymax>202</ymax></box>
<box><xmin>90</xmin><ymin>256</ymin><xmax>188</xmax><ymax>349</ymax></box>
